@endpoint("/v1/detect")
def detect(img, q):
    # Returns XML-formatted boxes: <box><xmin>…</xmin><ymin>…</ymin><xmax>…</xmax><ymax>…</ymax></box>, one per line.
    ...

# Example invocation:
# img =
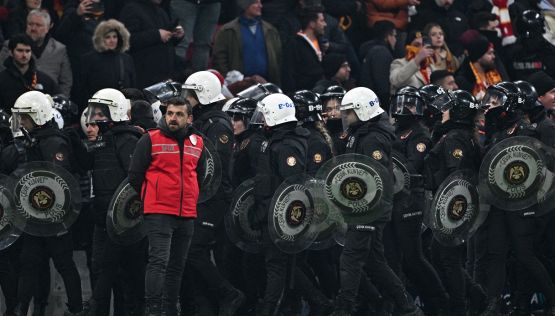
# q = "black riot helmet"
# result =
<box><xmin>293</xmin><ymin>90</ymin><xmax>323</xmax><ymax>122</ymax></box>
<box><xmin>517</xmin><ymin>10</ymin><xmax>545</xmax><ymax>39</ymax></box>
<box><xmin>419</xmin><ymin>84</ymin><xmax>447</xmax><ymax>127</ymax></box>
<box><xmin>514</xmin><ymin>80</ymin><xmax>545</xmax><ymax>121</ymax></box>
<box><xmin>224</xmin><ymin>97</ymin><xmax>259</xmax><ymax>129</ymax></box>
<box><xmin>52</xmin><ymin>94</ymin><xmax>79</xmax><ymax>126</ymax></box>
<box><xmin>320</xmin><ymin>85</ymin><xmax>346</xmax><ymax>102</ymax></box>
<box><xmin>390</xmin><ymin>86</ymin><xmax>425</xmax><ymax>117</ymax></box>
<box><xmin>447</xmin><ymin>90</ymin><xmax>479</xmax><ymax>125</ymax></box>
<box><xmin>480</xmin><ymin>81</ymin><xmax>525</xmax><ymax>113</ymax></box>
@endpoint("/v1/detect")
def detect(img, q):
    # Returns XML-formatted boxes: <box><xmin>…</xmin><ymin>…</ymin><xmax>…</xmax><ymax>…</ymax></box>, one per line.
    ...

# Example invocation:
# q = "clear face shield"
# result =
<box><xmin>250</xmin><ymin>105</ymin><xmax>266</xmax><ymax>127</ymax></box>
<box><xmin>430</xmin><ymin>91</ymin><xmax>457</xmax><ymax>113</ymax></box>
<box><xmin>86</xmin><ymin>102</ymin><xmax>112</xmax><ymax>123</ymax></box>
<box><xmin>237</xmin><ymin>84</ymin><xmax>270</xmax><ymax>102</ymax></box>
<box><xmin>339</xmin><ymin>102</ymin><xmax>358</xmax><ymax>131</ymax></box>
<box><xmin>10</xmin><ymin>112</ymin><xmax>34</xmax><ymax>135</ymax></box>
<box><xmin>390</xmin><ymin>95</ymin><xmax>424</xmax><ymax>117</ymax></box>
<box><xmin>143</xmin><ymin>81</ymin><xmax>181</xmax><ymax>103</ymax></box>
<box><xmin>480</xmin><ymin>89</ymin><xmax>507</xmax><ymax>112</ymax></box>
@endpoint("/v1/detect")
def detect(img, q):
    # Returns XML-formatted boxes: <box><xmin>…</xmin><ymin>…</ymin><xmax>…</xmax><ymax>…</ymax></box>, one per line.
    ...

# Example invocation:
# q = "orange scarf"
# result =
<box><xmin>405</xmin><ymin>45</ymin><xmax>432</xmax><ymax>85</ymax></box>
<box><xmin>25</xmin><ymin>72</ymin><xmax>38</xmax><ymax>91</ymax></box>
<box><xmin>469</xmin><ymin>62</ymin><xmax>503</xmax><ymax>97</ymax></box>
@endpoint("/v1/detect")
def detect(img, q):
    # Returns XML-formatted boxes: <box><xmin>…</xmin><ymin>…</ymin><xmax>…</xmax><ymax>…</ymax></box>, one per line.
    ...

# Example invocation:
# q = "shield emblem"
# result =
<box><xmin>0</xmin><ymin>175</ymin><xmax>21</xmax><ymax>250</ymax></box>
<box><xmin>224</xmin><ymin>179</ymin><xmax>262</xmax><ymax>253</ymax></box>
<box><xmin>392</xmin><ymin>151</ymin><xmax>414</xmax><ymax>195</ymax></box>
<box><xmin>198</xmin><ymin>137</ymin><xmax>222</xmax><ymax>203</ymax></box>
<box><xmin>268</xmin><ymin>175</ymin><xmax>320</xmax><ymax>254</ymax></box>
<box><xmin>428</xmin><ymin>170</ymin><xmax>487</xmax><ymax>247</ymax></box>
<box><xmin>479</xmin><ymin>136</ymin><xmax>555</xmax><ymax>211</ymax></box>
<box><xmin>315</xmin><ymin>154</ymin><xmax>393</xmax><ymax>224</ymax></box>
<box><xmin>10</xmin><ymin>162</ymin><xmax>81</xmax><ymax>237</ymax></box>
<box><xmin>106</xmin><ymin>179</ymin><xmax>145</xmax><ymax>246</ymax></box>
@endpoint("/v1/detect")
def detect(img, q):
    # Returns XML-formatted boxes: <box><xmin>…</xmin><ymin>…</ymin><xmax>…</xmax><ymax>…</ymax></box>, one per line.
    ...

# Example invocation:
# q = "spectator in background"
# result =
<box><xmin>0</xmin><ymin>9</ymin><xmax>72</xmax><ymax>95</ymax></box>
<box><xmin>540</xmin><ymin>0</ymin><xmax>555</xmax><ymax>45</ymax></box>
<box><xmin>130</xmin><ymin>99</ymin><xmax>156</xmax><ymax>131</ymax></box>
<box><xmin>261</xmin><ymin>0</ymin><xmax>296</xmax><ymax>27</ymax></box>
<box><xmin>119</xmin><ymin>0</ymin><xmax>184</xmax><ymax>89</ymax></box>
<box><xmin>409</xmin><ymin>0</ymin><xmax>469</xmax><ymax>57</ymax></box>
<box><xmin>430</xmin><ymin>69</ymin><xmax>458</xmax><ymax>91</ymax></box>
<box><xmin>212</xmin><ymin>0</ymin><xmax>282</xmax><ymax>85</ymax></box>
<box><xmin>282</xmin><ymin>5</ymin><xmax>326</xmax><ymax>92</ymax></box>
<box><xmin>455</xmin><ymin>34</ymin><xmax>509</xmax><ymax>100</ymax></box>
<box><xmin>470</xmin><ymin>11</ymin><xmax>503</xmax><ymax>51</ymax></box>
<box><xmin>389</xmin><ymin>30</ymin><xmax>434</xmax><ymax>94</ymax></box>
<box><xmin>4</xmin><ymin>0</ymin><xmax>58</xmax><ymax>39</ymax></box>
<box><xmin>313</xmin><ymin>53</ymin><xmax>352</xmax><ymax>93</ymax></box>
<box><xmin>170</xmin><ymin>0</ymin><xmax>221</xmax><ymax>71</ymax></box>
<box><xmin>359</xmin><ymin>20</ymin><xmax>396</xmax><ymax>108</ymax></box>
<box><xmin>0</xmin><ymin>34</ymin><xmax>59</xmax><ymax>113</ymax></box>
<box><xmin>423</xmin><ymin>22</ymin><xmax>459</xmax><ymax>73</ymax></box>
<box><xmin>529</xmin><ymin>70</ymin><xmax>555</xmax><ymax>112</ymax></box>
<box><xmin>79</xmin><ymin>19</ymin><xmax>135</xmax><ymax>105</ymax></box>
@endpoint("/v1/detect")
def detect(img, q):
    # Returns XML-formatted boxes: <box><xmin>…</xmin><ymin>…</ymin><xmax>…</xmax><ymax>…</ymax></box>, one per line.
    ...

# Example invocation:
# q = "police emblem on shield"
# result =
<box><xmin>269</xmin><ymin>175</ymin><xmax>319</xmax><ymax>254</ymax></box>
<box><xmin>0</xmin><ymin>174</ymin><xmax>21</xmax><ymax>250</ymax></box>
<box><xmin>316</xmin><ymin>154</ymin><xmax>393</xmax><ymax>224</ymax></box>
<box><xmin>106</xmin><ymin>179</ymin><xmax>145</xmax><ymax>245</ymax></box>
<box><xmin>305</xmin><ymin>178</ymin><xmax>343</xmax><ymax>250</ymax></box>
<box><xmin>429</xmin><ymin>170</ymin><xmax>486</xmax><ymax>247</ymax></box>
<box><xmin>198</xmin><ymin>136</ymin><xmax>222</xmax><ymax>203</ymax></box>
<box><xmin>11</xmin><ymin>162</ymin><xmax>81</xmax><ymax>237</ymax></box>
<box><xmin>225</xmin><ymin>179</ymin><xmax>262</xmax><ymax>253</ymax></box>
<box><xmin>479</xmin><ymin>136</ymin><xmax>555</xmax><ymax>211</ymax></box>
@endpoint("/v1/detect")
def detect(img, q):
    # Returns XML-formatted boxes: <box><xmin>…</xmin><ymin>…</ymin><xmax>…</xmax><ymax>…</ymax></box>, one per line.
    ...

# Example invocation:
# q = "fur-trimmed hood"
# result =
<box><xmin>93</xmin><ymin>19</ymin><xmax>130</xmax><ymax>53</ymax></box>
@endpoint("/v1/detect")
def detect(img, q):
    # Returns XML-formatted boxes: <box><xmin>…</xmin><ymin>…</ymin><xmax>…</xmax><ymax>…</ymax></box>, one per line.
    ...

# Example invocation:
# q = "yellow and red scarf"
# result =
<box><xmin>405</xmin><ymin>45</ymin><xmax>432</xmax><ymax>85</ymax></box>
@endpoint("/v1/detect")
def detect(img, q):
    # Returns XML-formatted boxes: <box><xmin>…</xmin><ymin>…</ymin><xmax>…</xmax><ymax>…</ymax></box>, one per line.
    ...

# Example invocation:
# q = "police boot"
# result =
<box><xmin>508</xmin><ymin>292</ymin><xmax>530</xmax><ymax>316</ymax></box>
<box><xmin>12</xmin><ymin>304</ymin><xmax>27</xmax><ymax>316</ymax></box>
<box><xmin>144</xmin><ymin>299</ymin><xmax>164</xmax><ymax>316</ymax></box>
<box><xmin>63</xmin><ymin>309</ymin><xmax>86</xmax><ymax>316</ymax></box>
<box><xmin>217</xmin><ymin>281</ymin><xmax>246</xmax><ymax>316</ymax></box>
<box><xmin>83</xmin><ymin>299</ymin><xmax>98</xmax><ymax>316</ymax></box>
<box><xmin>330</xmin><ymin>297</ymin><xmax>354</xmax><ymax>316</ymax></box>
<box><xmin>306</xmin><ymin>291</ymin><xmax>333</xmax><ymax>316</ymax></box>
<box><xmin>468</xmin><ymin>284</ymin><xmax>487</xmax><ymax>316</ymax></box>
<box><xmin>545</xmin><ymin>306</ymin><xmax>555</xmax><ymax>316</ymax></box>
<box><xmin>393</xmin><ymin>292</ymin><xmax>424</xmax><ymax>316</ymax></box>
<box><xmin>255</xmin><ymin>302</ymin><xmax>277</xmax><ymax>316</ymax></box>
<box><xmin>32</xmin><ymin>301</ymin><xmax>48</xmax><ymax>316</ymax></box>
<box><xmin>478</xmin><ymin>298</ymin><xmax>501</xmax><ymax>316</ymax></box>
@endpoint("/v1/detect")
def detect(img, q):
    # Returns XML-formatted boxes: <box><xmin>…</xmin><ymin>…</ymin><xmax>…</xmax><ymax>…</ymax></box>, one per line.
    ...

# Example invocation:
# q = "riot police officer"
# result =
<box><xmin>419</xmin><ymin>84</ymin><xmax>447</xmax><ymax>134</ymax></box>
<box><xmin>388</xmin><ymin>86</ymin><xmax>449</xmax><ymax>315</ymax></box>
<box><xmin>505</xmin><ymin>10</ymin><xmax>555</xmax><ymax>80</ymax></box>
<box><xmin>424</xmin><ymin>90</ymin><xmax>482</xmax><ymax>316</ymax></box>
<box><xmin>478</xmin><ymin>82</ymin><xmax>555</xmax><ymax>316</ymax></box>
<box><xmin>331</xmin><ymin>87</ymin><xmax>423</xmax><ymax>316</ymax></box>
<box><xmin>85</xmin><ymin>88</ymin><xmax>146</xmax><ymax>316</ymax></box>
<box><xmin>5</xmin><ymin>91</ymin><xmax>84</xmax><ymax>316</ymax></box>
<box><xmin>181</xmin><ymin>71</ymin><xmax>245</xmax><ymax>316</ymax></box>
<box><xmin>252</xmin><ymin>93</ymin><xmax>331</xmax><ymax>315</ymax></box>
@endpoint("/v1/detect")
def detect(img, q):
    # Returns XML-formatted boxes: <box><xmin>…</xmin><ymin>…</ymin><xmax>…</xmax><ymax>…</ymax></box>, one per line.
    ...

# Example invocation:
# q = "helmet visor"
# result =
<box><xmin>430</xmin><ymin>91</ymin><xmax>456</xmax><ymax>112</ymax></box>
<box><xmin>250</xmin><ymin>106</ymin><xmax>266</xmax><ymax>126</ymax></box>
<box><xmin>390</xmin><ymin>95</ymin><xmax>424</xmax><ymax>116</ymax></box>
<box><xmin>144</xmin><ymin>81</ymin><xmax>180</xmax><ymax>103</ymax></box>
<box><xmin>480</xmin><ymin>89</ymin><xmax>507</xmax><ymax>110</ymax></box>
<box><xmin>237</xmin><ymin>84</ymin><xmax>269</xmax><ymax>102</ymax></box>
<box><xmin>323</xmin><ymin>97</ymin><xmax>341</xmax><ymax>121</ymax></box>
<box><xmin>86</xmin><ymin>103</ymin><xmax>112</xmax><ymax>123</ymax></box>
<box><xmin>11</xmin><ymin>112</ymin><xmax>34</xmax><ymax>134</ymax></box>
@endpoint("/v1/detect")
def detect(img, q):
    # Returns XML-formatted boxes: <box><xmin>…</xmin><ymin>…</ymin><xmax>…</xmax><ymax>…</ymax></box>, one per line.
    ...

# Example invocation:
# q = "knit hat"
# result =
<box><xmin>322</xmin><ymin>53</ymin><xmax>347</xmax><ymax>79</ymax></box>
<box><xmin>528</xmin><ymin>71</ymin><xmax>555</xmax><ymax>96</ymax></box>
<box><xmin>465</xmin><ymin>35</ymin><xmax>491</xmax><ymax>62</ymax></box>
<box><xmin>237</xmin><ymin>0</ymin><xmax>257</xmax><ymax>10</ymax></box>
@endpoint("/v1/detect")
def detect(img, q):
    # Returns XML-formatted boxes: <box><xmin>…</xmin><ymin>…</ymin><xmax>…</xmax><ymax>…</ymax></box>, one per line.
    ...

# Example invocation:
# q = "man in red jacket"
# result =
<box><xmin>129</xmin><ymin>96</ymin><xmax>205</xmax><ymax>316</ymax></box>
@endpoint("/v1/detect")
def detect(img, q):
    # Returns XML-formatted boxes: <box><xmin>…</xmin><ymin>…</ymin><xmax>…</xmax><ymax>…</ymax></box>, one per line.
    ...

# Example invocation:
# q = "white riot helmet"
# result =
<box><xmin>80</xmin><ymin>108</ymin><xmax>88</xmax><ymax>134</ymax></box>
<box><xmin>182</xmin><ymin>71</ymin><xmax>225</xmax><ymax>105</ymax></box>
<box><xmin>52</xmin><ymin>109</ymin><xmax>64</xmax><ymax>129</ymax></box>
<box><xmin>252</xmin><ymin>93</ymin><xmax>297</xmax><ymax>127</ymax></box>
<box><xmin>151</xmin><ymin>100</ymin><xmax>162</xmax><ymax>124</ymax></box>
<box><xmin>87</xmin><ymin>88</ymin><xmax>130</xmax><ymax>123</ymax></box>
<box><xmin>11</xmin><ymin>91</ymin><xmax>54</xmax><ymax>133</ymax></box>
<box><xmin>340</xmin><ymin>87</ymin><xmax>384</xmax><ymax>122</ymax></box>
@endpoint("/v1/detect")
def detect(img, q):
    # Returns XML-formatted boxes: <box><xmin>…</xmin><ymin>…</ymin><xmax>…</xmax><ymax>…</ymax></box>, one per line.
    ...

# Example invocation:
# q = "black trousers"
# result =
<box><xmin>0</xmin><ymin>243</ymin><xmax>20</xmax><ymax>314</ymax></box>
<box><xmin>18</xmin><ymin>233</ymin><xmax>82</xmax><ymax>313</ymax></box>
<box><xmin>481</xmin><ymin>209</ymin><xmax>555</xmax><ymax>305</ymax></box>
<box><xmin>337</xmin><ymin>221</ymin><xmax>410</xmax><ymax>308</ymax></box>
<box><xmin>431</xmin><ymin>240</ymin><xmax>467</xmax><ymax>314</ymax></box>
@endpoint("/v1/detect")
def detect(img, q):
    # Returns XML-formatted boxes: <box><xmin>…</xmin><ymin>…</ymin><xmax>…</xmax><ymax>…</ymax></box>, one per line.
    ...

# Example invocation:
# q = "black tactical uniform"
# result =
<box><xmin>478</xmin><ymin>82</ymin><xmax>555</xmax><ymax>316</ymax></box>
<box><xmin>424</xmin><ymin>90</ymin><xmax>482</xmax><ymax>316</ymax></box>
<box><xmin>387</xmin><ymin>90</ymin><xmax>449</xmax><ymax>314</ymax></box>
<box><xmin>87</xmin><ymin>123</ymin><xmax>146</xmax><ymax>316</ymax></box>
<box><xmin>3</xmin><ymin>123</ymin><xmax>84</xmax><ymax>316</ymax></box>
<box><xmin>335</xmin><ymin>114</ymin><xmax>422</xmax><ymax>316</ymax></box>
<box><xmin>230</xmin><ymin>128</ymin><xmax>265</xmax><ymax>187</ymax></box>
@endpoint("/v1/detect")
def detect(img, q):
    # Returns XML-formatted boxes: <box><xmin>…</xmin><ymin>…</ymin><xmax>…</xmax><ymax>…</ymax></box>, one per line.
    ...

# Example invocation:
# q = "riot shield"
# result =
<box><xmin>268</xmin><ymin>175</ymin><xmax>320</xmax><ymax>254</ymax></box>
<box><xmin>0</xmin><ymin>174</ymin><xmax>21</xmax><ymax>250</ymax></box>
<box><xmin>225</xmin><ymin>179</ymin><xmax>262</xmax><ymax>253</ymax></box>
<box><xmin>198</xmin><ymin>137</ymin><xmax>222</xmax><ymax>203</ymax></box>
<box><xmin>10</xmin><ymin>162</ymin><xmax>81</xmax><ymax>237</ymax></box>
<box><xmin>315</xmin><ymin>154</ymin><xmax>393</xmax><ymax>224</ymax></box>
<box><xmin>306</xmin><ymin>178</ymin><xmax>343</xmax><ymax>250</ymax></box>
<box><xmin>479</xmin><ymin>136</ymin><xmax>555</xmax><ymax>211</ymax></box>
<box><xmin>392</xmin><ymin>150</ymin><xmax>415</xmax><ymax>195</ymax></box>
<box><xmin>427</xmin><ymin>170</ymin><xmax>487</xmax><ymax>247</ymax></box>
<box><xmin>106</xmin><ymin>178</ymin><xmax>145</xmax><ymax>245</ymax></box>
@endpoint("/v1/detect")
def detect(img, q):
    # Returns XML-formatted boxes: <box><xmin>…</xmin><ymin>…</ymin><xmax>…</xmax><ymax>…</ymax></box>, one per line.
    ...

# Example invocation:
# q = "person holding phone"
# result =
<box><xmin>389</xmin><ymin>30</ymin><xmax>435</xmax><ymax>94</ymax></box>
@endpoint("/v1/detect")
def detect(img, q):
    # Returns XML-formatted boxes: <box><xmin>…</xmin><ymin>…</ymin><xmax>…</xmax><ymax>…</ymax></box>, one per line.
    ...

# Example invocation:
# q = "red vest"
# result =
<box><xmin>142</xmin><ymin>129</ymin><xmax>203</xmax><ymax>218</ymax></box>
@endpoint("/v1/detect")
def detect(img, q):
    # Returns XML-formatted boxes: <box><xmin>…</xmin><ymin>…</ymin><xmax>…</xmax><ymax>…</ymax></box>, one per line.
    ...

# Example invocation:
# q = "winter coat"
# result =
<box><xmin>213</xmin><ymin>17</ymin><xmax>282</xmax><ymax>85</ymax></box>
<box><xmin>282</xmin><ymin>35</ymin><xmax>324</xmax><ymax>93</ymax></box>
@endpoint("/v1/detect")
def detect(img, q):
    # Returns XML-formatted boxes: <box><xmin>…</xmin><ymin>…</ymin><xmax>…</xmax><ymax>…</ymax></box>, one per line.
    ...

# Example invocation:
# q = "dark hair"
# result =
<box><xmin>372</xmin><ymin>20</ymin><xmax>396</xmax><ymax>41</ymax></box>
<box><xmin>430</xmin><ymin>70</ymin><xmax>454</xmax><ymax>85</ymax></box>
<box><xmin>8</xmin><ymin>33</ymin><xmax>33</xmax><ymax>51</ymax></box>
<box><xmin>299</xmin><ymin>6</ymin><xmax>324</xmax><ymax>30</ymax></box>
<box><xmin>165</xmin><ymin>96</ymin><xmax>192</xmax><ymax>115</ymax></box>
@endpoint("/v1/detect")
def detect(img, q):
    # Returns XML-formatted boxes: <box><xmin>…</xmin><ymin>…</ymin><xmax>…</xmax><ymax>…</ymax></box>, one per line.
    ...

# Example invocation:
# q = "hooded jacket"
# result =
<box><xmin>79</xmin><ymin>19</ymin><xmax>135</xmax><ymax>103</ymax></box>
